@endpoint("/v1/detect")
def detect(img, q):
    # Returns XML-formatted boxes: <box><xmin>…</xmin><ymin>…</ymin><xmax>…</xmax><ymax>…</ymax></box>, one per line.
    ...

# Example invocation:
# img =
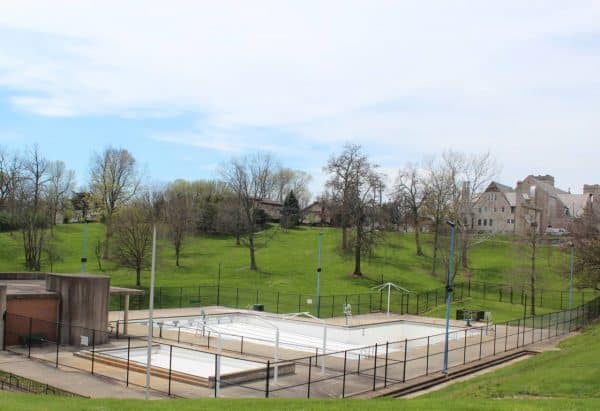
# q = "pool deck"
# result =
<box><xmin>109</xmin><ymin>306</ymin><xmax>480</xmax><ymax>329</ymax></box>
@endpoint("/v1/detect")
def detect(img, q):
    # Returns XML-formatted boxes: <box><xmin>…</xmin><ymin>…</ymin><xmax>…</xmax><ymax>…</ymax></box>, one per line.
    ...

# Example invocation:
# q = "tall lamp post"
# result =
<box><xmin>316</xmin><ymin>231</ymin><xmax>323</xmax><ymax>318</ymax></box>
<box><xmin>442</xmin><ymin>220</ymin><xmax>456</xmax><ymax>376</ymax></box>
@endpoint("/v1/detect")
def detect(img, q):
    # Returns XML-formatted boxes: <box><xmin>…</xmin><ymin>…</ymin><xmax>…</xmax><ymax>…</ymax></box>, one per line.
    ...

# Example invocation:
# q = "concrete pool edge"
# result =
<box><xmin>74</xmin><ymin>347</ymin><xmax>296</xmax><ymax>388</ymax></box>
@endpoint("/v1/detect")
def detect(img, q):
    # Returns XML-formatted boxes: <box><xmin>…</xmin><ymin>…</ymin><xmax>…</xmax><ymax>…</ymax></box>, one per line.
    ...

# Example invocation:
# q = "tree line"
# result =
<box><xmin>1</xmin><ymin>143</ymin><xmax>598</xmax><ymax>291</ymax></box>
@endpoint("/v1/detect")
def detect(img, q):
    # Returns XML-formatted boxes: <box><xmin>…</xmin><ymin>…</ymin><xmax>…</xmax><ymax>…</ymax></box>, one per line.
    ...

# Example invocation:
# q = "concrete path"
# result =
<box><xmin>0</xmin><ymin>350</ymin><xmax>168</xmax><ymax>399</ymax></box>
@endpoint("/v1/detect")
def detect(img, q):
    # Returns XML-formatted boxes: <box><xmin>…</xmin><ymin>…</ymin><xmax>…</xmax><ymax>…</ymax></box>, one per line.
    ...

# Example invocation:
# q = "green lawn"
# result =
<box><xmin>422</xmin><ymin>319</ymin><xmax>600</xmax><ymax>401</ymax></box>
<box><xmin>0</xmin><ymin>223</ymin><xmax>577</xmax><ymax>295</ymax></box>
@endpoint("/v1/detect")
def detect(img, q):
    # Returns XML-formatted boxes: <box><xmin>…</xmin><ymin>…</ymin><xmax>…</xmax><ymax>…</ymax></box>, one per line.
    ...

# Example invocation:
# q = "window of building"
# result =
<box><xmin>478</xmin><ymin>219</ymin><xmax>482</xmax><ymax>226</ymax></box>
<box><xmin>478</xmin><ymin>207</ymin><xmax>482</xmax><ymax>213</ymax></box>
<box><xmin>484</xmin><ymin>219</ymin><xmax>487</xmax><ymax>226</ymax></box>
<box><xmin>489</xmin><ymin>219</ymin><xmax>493</xmax><ymax>226</ymax></box>
<box><xmin>511</xmin><ymin>206</ymin><xmax>516</xmax><ymax>214</ymax></box>
<box><xmin>506</xmin><ymin>219</ymin><xmax>510</xmax><ymax>224</ymax></box>
<box><xmin>501</xmin><ymin>206</ymin><xmax>505</xmax><ymax>213</ymax></box>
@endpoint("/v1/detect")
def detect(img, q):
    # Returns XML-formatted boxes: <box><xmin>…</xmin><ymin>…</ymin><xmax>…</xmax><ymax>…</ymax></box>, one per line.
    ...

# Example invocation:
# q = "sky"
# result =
<box><xmin>0</xmin><ymin>1</ymin><xmax>599</xmax><ymax>196</ymax></box>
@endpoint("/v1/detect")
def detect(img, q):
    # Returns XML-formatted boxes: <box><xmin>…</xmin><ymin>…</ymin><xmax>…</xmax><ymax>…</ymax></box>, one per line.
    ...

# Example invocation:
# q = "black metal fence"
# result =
<box><xmin>110</xmin><ymin>281</ymin><xmax>597</xmax><ymax>318</ymax></box>
<box><xmin>4</xmin><ymin>295</ymin><xmax>600</xmax><ymax>398</ymax></box>
<box><xmin>0</xmin><ymin>369</ymin><xmax>83</xmax><ymax>396</ymax></box>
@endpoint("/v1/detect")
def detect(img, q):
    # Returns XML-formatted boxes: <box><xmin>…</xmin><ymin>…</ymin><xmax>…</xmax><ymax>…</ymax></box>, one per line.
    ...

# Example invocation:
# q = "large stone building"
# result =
<box><xmin>473</xmin><ymin>175</ymin><xmax>596</xmax><ymax>235</ymax></box>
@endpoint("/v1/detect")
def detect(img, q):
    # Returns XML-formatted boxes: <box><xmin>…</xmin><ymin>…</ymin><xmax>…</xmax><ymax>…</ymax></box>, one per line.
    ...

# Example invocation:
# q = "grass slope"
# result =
<box><xmin>0</xmin><ymin>224</ymin><xmax>575</xmax><ymax>295</ymax></box>
<box><xmin>422</xmin><ymin>320</ymin><xmax>600</xmax><ymax>401</ymax></box>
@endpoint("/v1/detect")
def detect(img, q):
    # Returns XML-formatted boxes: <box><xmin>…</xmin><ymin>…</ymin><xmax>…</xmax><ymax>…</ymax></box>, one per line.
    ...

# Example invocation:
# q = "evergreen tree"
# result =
<box><xmin>281</xmin><ymin>190</ymin><xmax>300</xmax><ymax>228</ymax></box>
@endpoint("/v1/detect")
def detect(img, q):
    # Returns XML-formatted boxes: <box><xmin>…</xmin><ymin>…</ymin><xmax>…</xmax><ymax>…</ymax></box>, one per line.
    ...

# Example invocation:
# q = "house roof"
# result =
<box><xmin>488</xmin><ymin>181</ymin><xmax>515</xmax><ymax>193</ymax></box>
<box><xmin>504</xmin><ymin>192</ymin><xmax>517</xmax><ymax>207</ymax></box>
<box><xmin>557</xmin><ymin>194</ymin><xmax>588</xmax><ymax>217</ymax></box>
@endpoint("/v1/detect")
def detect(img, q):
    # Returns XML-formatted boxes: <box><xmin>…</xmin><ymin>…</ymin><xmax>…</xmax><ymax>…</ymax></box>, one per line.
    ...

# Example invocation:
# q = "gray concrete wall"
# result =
<box><xmin>46</xmin><ymin>274</ymin><xmax>110</xmax><ymax>345</ymax></box>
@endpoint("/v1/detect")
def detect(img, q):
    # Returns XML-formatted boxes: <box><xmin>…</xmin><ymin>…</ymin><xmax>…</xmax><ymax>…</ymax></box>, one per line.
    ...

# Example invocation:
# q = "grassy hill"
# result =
<box><xmin>0</xmin><ymin>223</ymin><xmax>575</xmax><ymax>296</ymax></box>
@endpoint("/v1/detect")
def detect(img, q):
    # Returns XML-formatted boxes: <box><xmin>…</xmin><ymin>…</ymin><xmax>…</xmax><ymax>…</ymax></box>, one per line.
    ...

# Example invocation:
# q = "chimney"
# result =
<box><xmin>533</xmin><ymin>175</ymin><xmax>555</xmax><ymax>186</ymax></box>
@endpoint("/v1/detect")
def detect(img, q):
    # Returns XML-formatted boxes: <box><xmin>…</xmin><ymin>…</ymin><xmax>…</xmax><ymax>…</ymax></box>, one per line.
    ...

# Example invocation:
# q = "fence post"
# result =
<box><xmin>416</xmin><ymin>294</ymin><xmax>420</xmax><ymax>314</ymax></box>
<box><xmin>276</xmin><ymin>292</ymin><xmax>280</xmax><ymax>314</ymax></box>
<box><xmin>372</xmin><ymin>343</ymin><xmax>378</xmax><ymax>391</ymax></box>
<box><xmin>298</xmin><ymin>295</ymin><xmax>302</xmax><ymax>312</ymax></box>
<box><xmin>28</xmin><ymin>317</ymin><xmax>32</xmax><ymax>358</ymax></box>
<box><xmin>55</xmin><ymin>323</ymin><xmax>60</xmax><ymax>368</ymax></box>
<box><xmin>483</xmin><ymin>283</ymin><xmax>486</xmax><ymax>300</ymax></box>
<box><xmin>435</xmin><ymin>289</ymin><xmax>438</xmax><ymax>306</ymax></box>
<box><xmin>256</xmin><ymin>289</ymin><xmax>259</xmax><ymax>304</ymax></box>
<box><xmin>369</xmin><ymin>294</ymin><xmax>373</xmax><ymax>313</ymax></box>
<box><xmin>236</xmin><ymin>288</ymin><xmax>239</xmax><ymax>308</ymax></box>
<box><xmin>493</xmin><ymin>324</ymin><xmax>497</xmax><ymax>356</ymax></box>
<box><xmin>402</xmin><ymin>338</ymin><xmax>408</xmax><ymax>382</ymax></box>
<box><xmin>126</xmin><ymin>337</ymin><xmax>131</xmax><ymax>386</ymax></box>
<box><xmin>384</xmin><ymin>342</ymin><xmax>389</xmax><ymax>387</ymax></box>
<box><xmin>510</xmin><ymin>286</ymin><xmax>513</xmax><ymax>304</ymax></box>
<box><xmin>406</xmin><ymin>294</ymin><xmax>410</xmax><ymax>314</ymax></box>
<box><xmin>468</xmin><ymin>280</ymin><xmax>471</xmax><ymax>297</ymax></box>
<box><xmin>463</xmin><ymin>329</ymin><xmax>467</xmax><ymax>364</ymax></box>
<box><xmin>307</xmin><ymin>356</ymin><xmax>312</xmax><ymax>398</ymax></box>
<box><xmin>168</xmin><ymin>344</ymin><xmax>173</xmax><ymax>396</ymax></box>
<box><xmin>179</xmin><ymin>287</ymin><xmax>183</xmax><ymax>308</ymax></box>
<box><xmin>216</xmin><ymin>284</ymin><xmax>220</xmax><ymax>306</ymax></box>
<box><xmin>342</xmin><ymin>351</ymin><xmax>347</xmax><ymax>398</ymax></box>
<box><xmin>461</xmin><ymin>283</ymin><xmax>464</xmax><ymax>300</ymax></box>
<box><xmin>560</xmin><ymin>292</ymin><xmax>563</xmax><ymax>309</ymax></box>
<box><xmin>332</xmin><ymin>295</ymin><xmax>335</xmax><ymax>317</ymax></box>
<box><xmin>91</xmin><ymin>329</ymin><xmax>95</xmax><ymax>375</ymax></box>
<box><xmin>516</xmin><ymin>319</ymin><xmax>520</xmax><ymax>348</ymax></box>
<box><xmin>479</xmin><ymin>328</ymin><xmax>483</xmax><ymax>360</ymax></box>
<box><xmin>425</xmin><ymin>336</ymin><xmax>430</xmax><ymax>375</ymax></box>
<box><xmin>265</xmin><ymin>360</ymin><xmax>270</xmax><ymax>398</ymax></box>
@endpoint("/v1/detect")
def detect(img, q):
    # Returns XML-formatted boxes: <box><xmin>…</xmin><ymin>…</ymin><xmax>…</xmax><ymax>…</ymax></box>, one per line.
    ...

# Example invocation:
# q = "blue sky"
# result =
<box><xmin>0</xmin><ymin>1</ymin><xmax>599</xmax><ymax>195</ymax></box>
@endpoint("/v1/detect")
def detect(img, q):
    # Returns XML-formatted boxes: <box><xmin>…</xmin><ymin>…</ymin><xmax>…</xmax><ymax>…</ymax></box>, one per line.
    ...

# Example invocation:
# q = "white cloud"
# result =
<box><xmin>0</xmin><ymin>1</ymin><xmax>599</xmax><ymax>191</ymax></box>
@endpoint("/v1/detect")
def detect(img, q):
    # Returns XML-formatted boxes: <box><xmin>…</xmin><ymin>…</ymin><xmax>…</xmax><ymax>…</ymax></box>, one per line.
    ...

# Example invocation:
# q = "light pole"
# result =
<box><xmin>569</xmin><ymin>242</ymin><xmax>575</xmax><ymax>310</ymax></box>
<box><xmin>316</xmin><ymin>231</ymin><xmax>323</xmax><ymax>318</ymax></box>
<box><xmin>145</xmin><ymin>224</ymin><xmax>157</xmax><ymax>399</ymax></box>
<box><xmin>442</xmin><ymin>220</ymin><xmax>456</xmax><ymax>376</ymax></box>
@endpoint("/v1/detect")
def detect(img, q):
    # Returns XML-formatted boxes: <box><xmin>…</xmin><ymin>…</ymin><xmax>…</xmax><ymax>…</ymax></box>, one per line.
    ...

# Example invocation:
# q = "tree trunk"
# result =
<box><xmin>104</xmin><ymin>217</ymin><xmax>111</xmax><ymax>259</ymax></box>
<box><xmin>248</xmin><ymin>233</ymin><xmax>257</xmax><ymax>271</ymax></box>
<box><xmin>353</xmin><ymin>225</ymin><xmax>362</xmax><ymax>276</ymax></box>
<box><xmin>414</xmin><ymin>218</ymin><xmax>424</xmax><ymax>256</ymax></box>
<box><xmin>461</xmin><ymin>232</ymin><xmax>469</xmax><ymax>269</ymax></box>
<box><xmin>136</xmin><ymin>266</ymin><xmax>141</xmax><ymax>287</ymax></box>
<box><xmin>342</xmin><ymin>225</ymin><xmax>348</xmax><ymax>251</ymax></box>
<box><xmin>175</xmin><ymin>247</ymin><xmax>180</xmax><ymax>267</ymax></box>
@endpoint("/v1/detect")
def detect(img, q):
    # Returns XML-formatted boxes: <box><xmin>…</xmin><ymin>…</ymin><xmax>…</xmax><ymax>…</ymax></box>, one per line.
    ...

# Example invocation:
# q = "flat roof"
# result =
<box><xmin>0</xmin><ymin>280</ymin><xmax>58</xmax><ymax>297</ymax></box>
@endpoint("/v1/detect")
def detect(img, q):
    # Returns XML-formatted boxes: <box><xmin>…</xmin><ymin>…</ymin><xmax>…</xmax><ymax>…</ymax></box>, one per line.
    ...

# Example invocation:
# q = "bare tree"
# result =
<box><xmin>220</xmin><ymin>153</ymin><xmax>276</xmax><ymax>270</ymax></box>
<box><xmin>47</xmin><ymin>160</ymin><xmax>75</xmax><ymax>229</ymax></box>
<box><xmin>349</xmin><ymin>166</ymin><xmax>384</xmax><ymax>276</ymax></box>
<box><xmin>90</xmin><ymin>147</ymin><xmax>140</xmax><ymax>258</ymax></box>
<box><xmin>113</xmin><ymin>201</ymin><xmax>154</xmax><ymax>287</ymax></box>
<box><xmin>272</xmin><ymin>168</ymin><xmax>312</xmax><ymax>207</ymax></box>
<box><xmin>395</xmin><ymin>163</ymin><xmax>429</xmax><ymax>256</ymax></box>
<box><xmin>325</xmin><ymin>144</ymin><xmax>366</xmax><ymax>252</ymax></box>
<box><xmin>572</xmin><ymin>196</ymin><xmax>600</xmax><ymax>289</ymax></box>
<box><xmin>17</xmin><ymin>145</ymin><xmax>50</xmax><ymax>270</ymax></box>
<box><xmin>424</xmin><ymin>157</ymin><xmax>456</xmax><ymax>274</ymax></box>
<box><xmin>164</xmin><ymin>180</ymin><xmax>194</xmax><ymax>266</ymax></box>
<box><xmin>443</xmin><ymin>150</ymin><xmax>499</xmax><ymax>269</ymax></box>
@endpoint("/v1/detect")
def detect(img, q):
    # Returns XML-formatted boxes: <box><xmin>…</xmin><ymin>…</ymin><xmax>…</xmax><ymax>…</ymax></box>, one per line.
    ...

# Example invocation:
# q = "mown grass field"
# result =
<box><xmin>0</xmin><ymin>223</ymin><xmax>575</xmax><ymax>296</ymax></box>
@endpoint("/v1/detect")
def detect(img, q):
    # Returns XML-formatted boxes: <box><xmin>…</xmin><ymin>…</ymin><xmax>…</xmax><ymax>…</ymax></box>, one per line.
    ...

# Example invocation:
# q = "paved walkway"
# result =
<box><xmin>0</xmin><ymin>350</ymin><xmax>167</xmax><ymax>399</ymax></box>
